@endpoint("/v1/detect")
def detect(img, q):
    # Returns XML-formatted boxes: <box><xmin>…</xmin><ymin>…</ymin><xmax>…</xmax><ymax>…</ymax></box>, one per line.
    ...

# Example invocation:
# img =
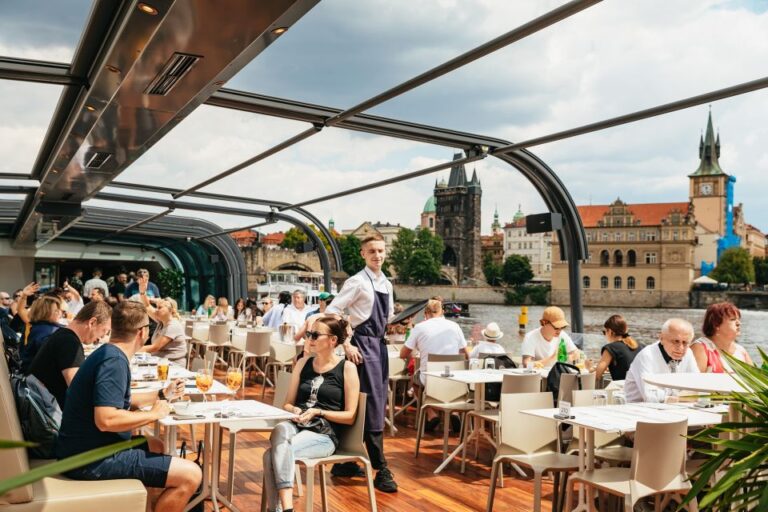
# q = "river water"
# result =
<box><xmin>426</xmin><ymin>304</ymin><xmax>767</xmax><ymax>362</ymax></box>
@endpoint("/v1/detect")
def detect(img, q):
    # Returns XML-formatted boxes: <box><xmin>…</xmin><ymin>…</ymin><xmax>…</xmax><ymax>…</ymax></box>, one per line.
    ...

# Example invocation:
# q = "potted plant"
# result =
<box><xmin>683</xmin><ymin>348</ymin><xmax>768</xmax><ymax>510</ymax></box>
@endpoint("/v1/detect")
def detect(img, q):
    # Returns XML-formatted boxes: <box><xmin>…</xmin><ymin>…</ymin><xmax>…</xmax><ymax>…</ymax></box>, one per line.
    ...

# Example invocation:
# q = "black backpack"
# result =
<box><xmin>11</xmin><ymin>373</ymin><xmax>62</xmax><ymax>459</ymax></box>
<box><xmin>483</xmin><ymin>355</ymin><xmax>517</xmax><ymax>402</ymax></box>
<box><xmin>546</xmin><ymin>362</ymin><xmax>581</xmax><ymax>404</ymax></box>
<box><xmin>1</xmin><ymin>315</ymin><xmax>21</xmax><ymax>375</ymax></box>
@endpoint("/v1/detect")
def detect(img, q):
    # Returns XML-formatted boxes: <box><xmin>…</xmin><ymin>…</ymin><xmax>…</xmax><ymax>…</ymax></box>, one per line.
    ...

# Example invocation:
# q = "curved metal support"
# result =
<box><xmin>92</xmin><ymin>191</ymin><xmax>335</xmax><ymax>294</ymax></box>
<box><xmin>494</xmin><ymin>150</ymin><xmax>588</xmax><ymax>334</ymax></box>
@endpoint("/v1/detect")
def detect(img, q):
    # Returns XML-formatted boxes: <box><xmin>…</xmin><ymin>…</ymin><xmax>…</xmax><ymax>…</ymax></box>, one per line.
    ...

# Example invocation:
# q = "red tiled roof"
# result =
<box><xmin>503</xmin><ymin>219</ymin><xmax>526</xmax><ymax>229</ymax></box>
<box><xmin>577</xmin><ymin>202</ymin><xmax>690</xmax><ymax>228</ymax></box>
<box><xmin>262</xmin><ymin>232</ymin><xmax>285</xmax><ymax>245</ymax></box>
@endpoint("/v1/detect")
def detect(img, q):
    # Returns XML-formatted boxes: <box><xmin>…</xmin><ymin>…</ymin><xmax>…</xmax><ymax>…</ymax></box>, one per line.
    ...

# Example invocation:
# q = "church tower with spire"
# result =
<box><xmin>491</xmin><ymin>205</ymin><xmax>501</xmax><ymax>235</ymax></box>
<box><xmin>434</xmin><ymin>152</ymin><xmax>482</xmax><ymax>283</ymax></box>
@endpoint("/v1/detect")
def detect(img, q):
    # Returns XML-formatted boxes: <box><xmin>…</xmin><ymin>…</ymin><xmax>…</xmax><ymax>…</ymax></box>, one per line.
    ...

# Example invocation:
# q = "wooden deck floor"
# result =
<box><xmin>185</xmin><ymin>381</ymin><xmax>555</xmax><ymax>512</ymax></box>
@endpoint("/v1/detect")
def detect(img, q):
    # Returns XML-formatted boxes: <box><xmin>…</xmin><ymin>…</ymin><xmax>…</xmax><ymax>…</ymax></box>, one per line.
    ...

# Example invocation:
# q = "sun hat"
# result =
<box><xmin>481</xmin><ymin>322</ymin><xmax>504</xmax><ymax>341</ymax></box>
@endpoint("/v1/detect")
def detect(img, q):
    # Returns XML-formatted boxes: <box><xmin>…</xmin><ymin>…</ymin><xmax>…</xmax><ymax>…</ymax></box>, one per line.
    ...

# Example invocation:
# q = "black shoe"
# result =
<box><xmin>450</xmin><ymin>415</ymin><xmax>461</xmax><ymax>435</ymax></box>
<box><xmin>424</xmin><ymin>417</ymin><xmax>440</xmax><ymax>433</ymax></box>
<box><xmin>331</xmin><ymin>462</ymin><xmax>365</xmax><ymax>477</ymax></box>
<box><xmin>374</xmin><ymin>467</ymin><xmax>398</xmax><ymax>493</ymax></box>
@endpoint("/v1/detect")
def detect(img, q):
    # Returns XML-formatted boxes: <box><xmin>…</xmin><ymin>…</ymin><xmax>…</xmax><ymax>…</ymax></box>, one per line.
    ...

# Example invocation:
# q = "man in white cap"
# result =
<box><xmin>521</xmin><ymin>306</ymin><xmax>578</xmax><ymax>367</ymax></box>
<box><xmin>470</xmin><ymin>322</ymin><xmax>507</xmax><ymax>359</ymax></box>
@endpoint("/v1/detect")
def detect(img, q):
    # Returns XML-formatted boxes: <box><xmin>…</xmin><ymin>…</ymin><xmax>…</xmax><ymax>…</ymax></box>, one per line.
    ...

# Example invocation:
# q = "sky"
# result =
<box><xmin>1</xmin><ymin>0</ymin><xmax>767</xmax><ymax>236</ymax></box>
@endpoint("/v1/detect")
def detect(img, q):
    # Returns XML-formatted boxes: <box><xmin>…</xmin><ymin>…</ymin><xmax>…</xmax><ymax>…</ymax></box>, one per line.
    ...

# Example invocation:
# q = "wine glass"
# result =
<box><xmin>195</xmin><ymin>368</ymin><xmax>213</xmax><ymax>403</ymax></box>
<box><xmin>221</xmin><ymin>366</ymin><xmax>244</xmax><ymax>417</ymax></box>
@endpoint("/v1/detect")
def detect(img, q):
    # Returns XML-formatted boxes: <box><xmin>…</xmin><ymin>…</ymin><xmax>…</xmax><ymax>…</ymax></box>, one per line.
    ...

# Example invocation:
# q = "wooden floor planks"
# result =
<box><xmin>182</xmin><ymin>379</ymin><xmax>554</xmax><ymax>512</ymax></box>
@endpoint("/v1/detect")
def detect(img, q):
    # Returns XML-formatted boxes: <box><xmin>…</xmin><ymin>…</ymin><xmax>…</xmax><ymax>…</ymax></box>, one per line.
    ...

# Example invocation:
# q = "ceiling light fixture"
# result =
<box><xmin>137</xmin><ymin>3</ymin><xmax>158</xmax><ymax>15</ymax></box>
<box><xmin>106</xmin><ymin>65</ymin><xmax>121</xmax><ymax>73</ymax></box>
<box><xmin>272</xmin><ymin>27</ymin><xmax>288</xmax><ymax>35</ymax></box>
<box><xmin>85</xmin><ymin>105</ymin><xmax>96</xmax><ymax>112</ymax></box>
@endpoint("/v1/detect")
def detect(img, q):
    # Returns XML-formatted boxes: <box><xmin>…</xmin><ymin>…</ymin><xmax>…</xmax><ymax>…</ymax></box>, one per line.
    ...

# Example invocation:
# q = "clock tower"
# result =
<box><xmin>688</xmin><ymin>110</ymin><xmax>737</xmax><ymax>273</ymax></box>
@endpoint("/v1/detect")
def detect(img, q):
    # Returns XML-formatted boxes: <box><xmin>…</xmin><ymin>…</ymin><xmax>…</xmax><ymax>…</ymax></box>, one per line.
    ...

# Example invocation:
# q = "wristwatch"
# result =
<box><xmin>318</xmin><ymin>409</ymin><xmax>324</xmax><ymax>418</ymax></box>
<box><xmin>158</xmin><ymin>389</ymin><xmax>166</xmax><ymax>400</ymax></box>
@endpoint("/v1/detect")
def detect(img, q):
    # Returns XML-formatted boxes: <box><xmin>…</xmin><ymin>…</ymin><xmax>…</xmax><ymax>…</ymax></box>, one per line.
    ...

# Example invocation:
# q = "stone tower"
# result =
<box><xmin>434</xmin><ymin>153</ymin><xmax>482</xmax><ymax>283</ymax></box>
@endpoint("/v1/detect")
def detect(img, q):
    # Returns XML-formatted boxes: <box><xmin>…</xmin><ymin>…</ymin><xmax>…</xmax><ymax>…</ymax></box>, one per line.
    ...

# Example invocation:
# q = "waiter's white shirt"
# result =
<box><xmin>624</xmin><ymin>341</ymin><xmax>699</xmax><ymax>403</ymax></box>
<box><xmin>326</xmin><ymin>267</ymin><xmax>394</xmax><ymax>328</ymax></box>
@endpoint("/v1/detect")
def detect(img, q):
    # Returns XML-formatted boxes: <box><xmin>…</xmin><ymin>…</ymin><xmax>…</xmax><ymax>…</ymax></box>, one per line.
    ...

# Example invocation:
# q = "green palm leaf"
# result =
<box><xmin>0</xmin><ymin>437</ymin><xmax>146</xmax><ymax>496</ymax></box>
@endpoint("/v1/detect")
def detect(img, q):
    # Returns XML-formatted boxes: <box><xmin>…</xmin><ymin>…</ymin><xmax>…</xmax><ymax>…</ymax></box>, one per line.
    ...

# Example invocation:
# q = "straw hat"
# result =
<box><xmin>481</xmin><ymin>322</ymin><xmax>504</xmax><ymax>341</ymax></box>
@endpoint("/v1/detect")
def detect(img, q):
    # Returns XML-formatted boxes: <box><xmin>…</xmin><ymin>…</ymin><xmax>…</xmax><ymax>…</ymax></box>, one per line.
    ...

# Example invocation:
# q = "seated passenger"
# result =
<box><xmin>233</xmin><ymin>297</ymin><xmax>251</xmax><ymax>322</ymax></box>
<box><xmin>27</xmin><ymin>301</ymin><xmax>112</xmax><ymax>408</ymax></box>
<box><xmin>594</xmin><ymin>314</ymin><xmax>641</xmax><ymax>383</ymax></box>
<box><xmin>262</xmin><ymin>317</ymin><xmax>359</xmax><ymax>512</ymax></box>
<box><xmin>195</xmin><ymin>294</ymin><xmax>216</xmax><ymax>317</ymax></box>
<box><xmin>624</xmin><ymin>318</ymin><xmax>699</xmax><ymax>403</ymax></box>
<box><xmin>137</xmin><ymin>288</ymin><xmax>188</xmax><ymax>366</ymax></box>
<box><xmin>20</xmin><ymin>295</ymin><xmax>63</xmax><ymax>373</ymax></box>
<box><xmin>57</xmin><ymin>301</ymin><xmax>201</xmax><ymax>512</ymax></box>
<box><xmin>90</xmin><ymin>287</ymin><xmax>106</xmax><ymax>303</ymax></box>
<box><xmin>469</xmin><ymin>322</ymin><xmax>507</xmax><ymax>359</ymax></box>
<box><xmin>691</xmin><ymin>302</ymin><xmax>753</xmax><ymax>373</ymax></box>
<box><xmin>521</xmin><ymin>306</ymin><xmax>578</xmax><ymax>367</ymax></box>
<box><xmin>211</xmin><ymin>297</ymin><xmax>233</xmax><ymax>321</ymax></box>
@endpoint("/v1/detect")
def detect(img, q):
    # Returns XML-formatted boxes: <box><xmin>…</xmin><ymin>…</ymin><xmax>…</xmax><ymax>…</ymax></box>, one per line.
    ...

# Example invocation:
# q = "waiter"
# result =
<box><xmin>325</xmin><ymin>234</ymin><xmax>397</xmax><ymax>493</ymax></box>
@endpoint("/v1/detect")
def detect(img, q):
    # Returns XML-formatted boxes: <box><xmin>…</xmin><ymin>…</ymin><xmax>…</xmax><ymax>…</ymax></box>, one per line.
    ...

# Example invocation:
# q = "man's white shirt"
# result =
<box><xmin>325</xmin><ymin>267</ymin><xmax>394</xmax><ymax>328</ymax></box>
<box><xmin>521</xmin><ymin>327</ymin><xmax>576</xmax><ymax>360</ymax></box>
<box><xmin>624</xmin><ymin>341</ymin><xmax>699</xmax><ymax>403</ymax></box>
<box><xmin>282</xmin><ymin>304</ymin><xmax>309</xmax><ymax>328</ymax></box>
<box><xmin>405</xmin><ymin>316</ymin><xmax>467</xmax><ymax>385</ymax></box>
<box><xmin>83</xmin><ymin>278</ymin><xmax>109</xmax><ymax>297</ymax></box>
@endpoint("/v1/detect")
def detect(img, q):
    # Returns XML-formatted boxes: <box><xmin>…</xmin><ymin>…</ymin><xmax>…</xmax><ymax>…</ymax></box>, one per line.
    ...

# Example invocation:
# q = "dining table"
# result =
<box><xmin>522</xmin><ymin>402</ymin><xmax>724</xmax><ymax>512</ymax></box>
<box><xmin>158</xmin><ymin>400</ymin><xmax>295</xmax><ymax>512</ymax></box>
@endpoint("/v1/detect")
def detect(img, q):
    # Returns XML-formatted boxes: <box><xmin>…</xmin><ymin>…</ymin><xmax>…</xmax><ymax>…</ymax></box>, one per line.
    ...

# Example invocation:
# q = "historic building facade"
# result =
<box><xmin>420</xmin><ymin>195</ymin><xmax>436</xmax><ymax>233</ymax></box>
<box><xmin>480</xmin><ymin>207</ymin><xmax>504</xmax><ymax>266</ymax></box>
<box><xmin>551</xmin><ymin>200</ymin><xmax>697</xmax><ymax>307</ymax></box>
<box><xmin>434</xmin><ymin>153</ymin><xmax>482</xmax><ymax>283</ymax></box>
<box><xmin>503</xmin><ymin>205</ymin><xmax>552</xmax><ymax>280</ymax></box>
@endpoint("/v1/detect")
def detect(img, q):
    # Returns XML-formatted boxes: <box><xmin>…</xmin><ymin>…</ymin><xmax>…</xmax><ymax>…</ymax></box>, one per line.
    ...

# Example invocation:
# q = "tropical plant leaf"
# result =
<box><xmin>0</xmin><ymin>437</ymin><xmax>146</xmax><ymax>496</ymax></box>
<box><xmin>0</xmin><ymin>440</ymin><xmax>37</xmax><ymax>449</ymax></box>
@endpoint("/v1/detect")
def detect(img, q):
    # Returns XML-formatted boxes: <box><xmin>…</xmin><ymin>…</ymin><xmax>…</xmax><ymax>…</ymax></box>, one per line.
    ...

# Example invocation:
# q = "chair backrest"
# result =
<box><xmin>230</xmin><ymin>329</ymin><xmax>248</xmax><ymax>351</ymax></box>
<box><xmin>558</xmin><ymin>372</ymin><xmax>596</xmax><ymax>404</ymax></box>
<box><xmin>428</xmin><ymin>353</ymin><xmax>466</xmax><ymax>363</ymax></box>
<box><xmin>270</xmin><ymin>340</ymin><xmax>297</xmax><ymax>363</ymax></box>
<box><xmin>0</xmin><ymin>342</ymin><xmax>33</xmax><ymax>504</ymax></box>
<box><xmin>184</xmin><ymin>323</ymin><xmax>193</xmax><ymax>339</ymax></box>
<box><xmin>388</xmin><ymin>356</ymin><xmax>406</xmax><ymax>377</ymax></box>
<box><xmin>189</xmin><ymin>351</ymin><xmax>216</xmax><ymax>372</ymax></box>
<box><xmin>191</xmin><ymin>322</ymin><xmax>209</xmax><ymax>342</ymax></box>
<box><xmin>499</xmin><ymin>392</ymin><xmax>558</xmax><ymax>455</ymax></box>
<box><xmin>336</xmin><ymin>392</ymin><xmax>368</xmax><ymax>456</ymax></box>
<box><xmin>245</xmin><ymin>330</ymin><xmax>271</xmax><ymax>357</ymax></box>
<box><xmin>631</xmin><ymin>419</ymin><xmax>688</xmax><ymax>490</ymax></box>
<box><xmin>209</xmin><ymin>324</ymin><xmax>230</xmax><ymax>346</ymax></box>
<box><xmin>501</xmin><ymin>373</ymin><xmax>542</xmax><ymax>394</ymax></box>
<box><xmin>273</xmin><ymin>370</ymin><xmax>293</xmax><ymax>409</ymax></box>
<box><xmin>571</xmin><ymin>389</ymin><xmax>620</xmax><ymax>447</ymax></box>
<box><xmin>424</xmin><ymin>360</ymin><xmax>469</xmax><ymax>404</ymax></box>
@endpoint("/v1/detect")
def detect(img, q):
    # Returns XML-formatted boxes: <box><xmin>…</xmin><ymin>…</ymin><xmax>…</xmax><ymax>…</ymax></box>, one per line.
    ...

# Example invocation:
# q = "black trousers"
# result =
<box><xmin>363</xmin><ymin>430</ymin><xmax>386</xmax><ymax>470</ymax></box>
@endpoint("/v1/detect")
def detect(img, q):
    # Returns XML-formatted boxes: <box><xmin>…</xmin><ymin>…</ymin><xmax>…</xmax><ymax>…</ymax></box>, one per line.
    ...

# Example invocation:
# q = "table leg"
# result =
<box><xmin>185</xmin><ymin>424</ymin><xmax>212</xmax><ymax>512</ymax></box>
<box><xmin>211</xmin><ymin>423</ymin><xmax>241</xmax><ymax>512</ymax></box>
<box><xmin>568</xmin><ymin>425</ymin><xmax>589</xmax><ymax>512</ymax></box>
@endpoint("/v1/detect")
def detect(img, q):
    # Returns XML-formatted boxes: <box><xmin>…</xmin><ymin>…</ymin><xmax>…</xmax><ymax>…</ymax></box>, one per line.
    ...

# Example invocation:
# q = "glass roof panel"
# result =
<box><xmin>0</xmin><ymin>0</ymin><xmax>93</xmax><ymax>63</ymax></box>
<box><xmin>0</xmin><ymin>80</ymin><xmax>63</xmax><ymax>175</ymax></box>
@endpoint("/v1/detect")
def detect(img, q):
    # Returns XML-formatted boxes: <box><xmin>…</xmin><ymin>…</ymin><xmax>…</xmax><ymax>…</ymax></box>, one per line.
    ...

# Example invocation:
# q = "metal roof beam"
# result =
<box><xmin>87</xmin><ymin>208</ymin><xmax>175</xmax><ymax>245</ymax></box>
<box><xmin>0</xmin><ymin>56</ymin><xmax>86</xmax><ymax>86</ymax></box>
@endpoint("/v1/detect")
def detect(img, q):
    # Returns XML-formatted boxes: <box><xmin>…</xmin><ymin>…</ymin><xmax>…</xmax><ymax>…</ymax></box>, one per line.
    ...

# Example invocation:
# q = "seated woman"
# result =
<box><xmin>137</xmin><ymin>291</ymin><xmax>188</xmax><ymax>366</ymax></box>
<box><xmin>233</xmin><ymin>297</ymin><xmax>251</xmax><ymax>323</ymax></box>
<box><xmin>211</xmin><ymin>297</ymin><xmax>233</xmax><ymax>321</ymax></box>
<box><xmin>691</xmin><ymin>302</ymin><xmax>753</xmax><ymax>373</ymax></box>
<box><xmin>262</xmin><ymin>316</ymin><xmax>360</xmax><ymax>512</ymax></box>
<box><xmin>594</xmin><ymin>314</ymin><xmax>640</xmax><ymax>383</ymax></box>
<box><xmin>20</xmin><ymin>295</ymin><xmax>63</xmax><ymax>373</ymax></box>
<box><xmin>195</xmin><ymin>295</ymin><xmax>215</xmax><ymax>317</ymax></box>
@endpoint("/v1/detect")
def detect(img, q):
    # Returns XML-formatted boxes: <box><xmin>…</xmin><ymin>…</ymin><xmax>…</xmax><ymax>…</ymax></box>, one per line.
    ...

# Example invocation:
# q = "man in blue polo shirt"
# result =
<box><xmin>57</xmin><ymin>301</ymin><xmax>201</xmax><ymax>512</ymax></box>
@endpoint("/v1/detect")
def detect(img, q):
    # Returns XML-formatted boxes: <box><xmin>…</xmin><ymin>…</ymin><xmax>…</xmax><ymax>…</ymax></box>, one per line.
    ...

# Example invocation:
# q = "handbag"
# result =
<box><xmin>179</xmin><ymin>440</ymin><xmax>204</xmax><ymax>512</ymax></box>
<box><xmin>295</xmin><ymin>414</ymin><xmax>339</xmax><ymax>447</ymax></box>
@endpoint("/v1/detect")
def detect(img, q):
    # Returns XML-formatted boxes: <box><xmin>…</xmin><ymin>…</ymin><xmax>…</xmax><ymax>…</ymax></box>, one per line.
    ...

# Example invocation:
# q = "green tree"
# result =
<box><xmin>389</xmin><ymin>227</ymin><xmax>444</xmax><ymax>284</ymax></box>
<box><xmin>280</xmin><ymin>227</ymin><xmax>307</xmax><ymax>250</ymax></box>
<box><xmin>753</xmin><ymin>256</ymin><xmax>768</xmax><ymax>286</ymax></box>
<box><xmin>157</xmin><ymin>268</ymin><xmax>184</xmax><ymax>302</ymax></box>
<box><xmin>710</xmin><ymin>247</ymin><xmax>755</xmax><ymax>285</ymax></box>
<box><xmin>502</xmin><ymin>254</ymin><xmax>534</xmax><ymax>287</ymax></box>
<box><xmin>483</xmin><ymin>253</ymin><xmax>503</xmax><ymax>286</ymax></box>
<box><xmin>337</xmin><ymin>235</ymin><xmax>365</xmax><ymax>276</ymax></box>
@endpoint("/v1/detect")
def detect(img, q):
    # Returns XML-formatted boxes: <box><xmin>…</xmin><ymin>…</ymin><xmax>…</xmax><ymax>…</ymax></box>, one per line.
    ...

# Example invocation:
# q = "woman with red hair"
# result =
<box><xmin>691</xmin><ymin>302</ymin><xmax>753</xmax><ymax>373</ymax></box>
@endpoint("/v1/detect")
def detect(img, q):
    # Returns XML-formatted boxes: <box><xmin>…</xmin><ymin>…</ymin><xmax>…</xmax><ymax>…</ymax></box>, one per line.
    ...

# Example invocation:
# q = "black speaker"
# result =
<box><xmin>525</xmin><ymin>212</ymin><xmax>562</xmax><ymax>234</ymax></box>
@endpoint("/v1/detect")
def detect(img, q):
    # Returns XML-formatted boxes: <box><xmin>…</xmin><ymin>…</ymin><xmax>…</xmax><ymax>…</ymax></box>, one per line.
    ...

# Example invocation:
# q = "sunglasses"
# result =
<box><xmin>601</xmin><ymin>329</ymin><xmax>607</xmax><ymax>335</ymax></box>
<box><xmin>305</xmin><ymin>331</ymin><xmax>330</xmax><ymax>341</ymax></box>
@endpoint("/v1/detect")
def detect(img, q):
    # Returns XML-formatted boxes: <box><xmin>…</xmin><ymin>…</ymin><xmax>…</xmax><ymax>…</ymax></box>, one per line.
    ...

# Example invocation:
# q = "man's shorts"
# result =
<box><xmin>64</xmin><ymin>439</ymin><xmax>172</xmax><ymax>488</ymax></box>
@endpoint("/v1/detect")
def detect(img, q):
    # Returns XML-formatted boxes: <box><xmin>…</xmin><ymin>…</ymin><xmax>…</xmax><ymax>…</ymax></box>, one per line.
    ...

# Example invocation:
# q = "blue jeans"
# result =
<box><xmin>263</xmin><ymin>421</ymin><xmax>336</xmax><ymax>512</ymax></box>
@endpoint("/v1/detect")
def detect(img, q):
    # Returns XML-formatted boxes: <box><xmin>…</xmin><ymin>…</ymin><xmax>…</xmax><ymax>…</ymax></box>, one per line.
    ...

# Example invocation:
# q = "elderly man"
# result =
<box><xmin>57</xmin><ymin>301</ymin><xmax>201</xmax><ymax>512</ymax></box>
<box><xmin>125</xmin><ymin>268</ymin><xmax>160</xmax><ymax>300</ymax></box>
<box><xmin>521</xmin><ymin>306</ymin><xmax>579</xmax><ymax>367</ymax></box>
<box><xmin>624</xmin><ymin>318</ymin><xmax>699</xmax><ymax>403</ymax></box>
<box><xmin>282</xmin><ymin>290</ymin><xmax>309</xmax><ymax>335</ymax></box>
<box><xmin>0</xmin><ymin>291</ymin><xmax>12</xmax><ymax>319</ymax></box>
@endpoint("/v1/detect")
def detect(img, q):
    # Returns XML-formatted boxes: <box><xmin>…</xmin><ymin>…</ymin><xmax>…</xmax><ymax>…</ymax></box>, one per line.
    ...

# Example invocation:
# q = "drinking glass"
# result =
<box><xmin>484</xmin><ymin>358</ymin><xmax>496</xmax><ymax>370</ymax></box>
<box><xmin>592</xmin><ymin>390</ymin><xmax>607</xmax><ymax>406</ymax></box>
<box><xmin>220</xmin><ymin>367</ymin><xmax>243</xmax><ymax>417</ymax></box>
<box><xmin>195</xmin><ymin>368</ymin><xmax>213</xmax><ymax>403</ymax></box>
<box><xmin>157</xmin><ymin>359</ymin><xmax>169</xmax><ymax>382</ymax></box>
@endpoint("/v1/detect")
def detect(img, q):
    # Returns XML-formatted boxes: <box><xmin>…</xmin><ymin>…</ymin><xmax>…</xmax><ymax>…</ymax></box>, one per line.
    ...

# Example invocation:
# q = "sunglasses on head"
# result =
<box><xmin>305</xmin><ymin>330</ymin><xmax>330</xmax><ymax>341</ymax></box>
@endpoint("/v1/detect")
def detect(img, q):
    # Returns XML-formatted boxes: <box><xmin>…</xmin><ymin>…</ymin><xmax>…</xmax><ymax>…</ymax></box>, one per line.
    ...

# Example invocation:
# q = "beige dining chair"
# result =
<box><xmin>227</xmin><ymin>329</ymin><xmax>248</xmax><ymax>371</ymax></box>
<box><xmin>570</xmin><ymin>389</ymin><xmax>632</xmax><ymax>466</ymax></box>
<box><xmin>262</xmin><ymin>341</ymin><xmax>297</xmax><ymax>399</ymax></box>
<box><xmin>293</xmin><ymin>393</ymin><xmax>377</xmax><ymax>512</ymax></box>
<box><xmin>415</xmin><ymin>359</ymin><xmax>473</xmax><ymax>462</ymax></box>
<box><xmin>485</xmin><ymin>392</ymin><xmax>580</xmax><ymax>512</ymax></box>
<box><xmin>565</xmin><ymin>418</ymin><xmax>698</xmax><ymax>512</ymax></box>
<box><xmin>189</xmin><ymin>322</ymin><xmax>210</xmax><ymax>360</ymax></box>
<box><xmin>242</xmin><ymin>329</ymin><xmax>273</xmax><ymax>389</ymax></box>
<box><xmin>558</xmin><ymin>372</ymin><xmax>595</xmax><ymax>404</ymax></box>
<box><xmin>386</xmin><ymin>355</ymin><xmax>408</xmax><ymax>436</ymax></box>
<box><xmin>208</xmin><ymin>323</ymin><xmax>232</xmax><ymax>368</ymax></box>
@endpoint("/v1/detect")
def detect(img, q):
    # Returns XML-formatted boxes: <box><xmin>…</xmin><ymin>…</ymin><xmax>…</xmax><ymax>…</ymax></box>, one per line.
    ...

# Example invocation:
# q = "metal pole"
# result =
<box><xmin>88</xmin><ymin>208</ymin><xmax>174</xmax><ymax>245</ymax></box>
